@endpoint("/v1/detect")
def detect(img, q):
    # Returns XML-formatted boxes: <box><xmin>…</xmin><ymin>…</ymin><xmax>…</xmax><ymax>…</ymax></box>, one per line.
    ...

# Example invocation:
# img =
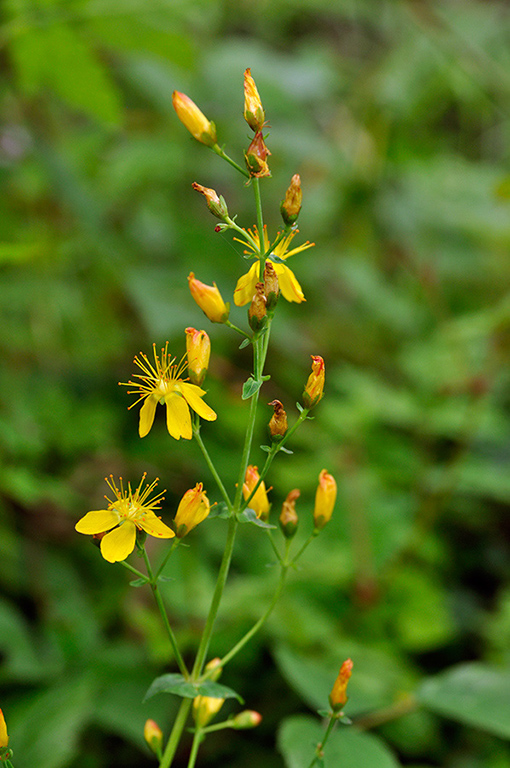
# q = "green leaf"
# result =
<box><xmin>195</xmin><ymin>681</ymin><xmax>243</xmax><ymax>703</ymax></box>
<box><xmin>242</xmin><ymin>377</ymin><xmax>262</xmax><ymax>399</ymax></box>
<box><xmin>278</xmin><ymin>715</ymin><xmax>400</xmax><ymax>768</ymax></box>
<box><xmin>417</xmin><ymin>663</ymin><xmax>510</xmax><ymax>740</ymax></box>
<box><xmin>238</xmin><ymin>508</ymin><xmax>276</xmax><ymax>529</ymax></box>
<box><xmin>129</xmin><ymin>578</ymin><xmax>148</xmax><ymax>587</ymax></box>
<box><xmin>239</xmin><ymin>338</ymin><xmax>251</xmax><ymax>350</ymax></box>
<box><xmin>144</xmin><ymin>673</ymin><xmax>197</xmax><ymax>701</ymax></box>
<box><xmin>208</xmin><ymin>503</ymin><xmax>231</xmax><ymax>520</ymax></box>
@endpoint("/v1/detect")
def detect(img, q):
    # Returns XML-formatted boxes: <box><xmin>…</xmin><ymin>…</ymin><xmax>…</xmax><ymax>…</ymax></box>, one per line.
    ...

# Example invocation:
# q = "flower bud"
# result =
<box><xmin>144</xmin><ymin>719</ymin><xmax>163</xmax><ymax>755</ymax></box>
<box><xmin>303</xmin><ymin>355</ymin><xmax>325</xmax><ymax>408</ymax></box>
<box><xmin>185</xmin><ymin>327</ymin><xmax>211</xmax><ymax>386</ymax></box>
<box><xmin>188</xmin><ymin>272</ymin><xmax>230</xmax><ymax>324</ymax></box>
<box><xmin>193</xmin><ymin>696</ymin><xmax>225</xmax><ymax>727</ymax></box>
<box><xmin>244</xmin><ymin>68</ymin><xmax>265</xmax><ymax>132</ymax></box>
<box><xmin>263</xmin><ymin>262</ymin><xmax>279</xmax><ymax>311</ymax></box>
<box><xmin>243</xmin><ymin>465</ymin><xmax>270</xmax><ymax>521</ymax></box>
<box><xmin>313</xmin><ymin>469</ymin><xmax>337</xmax><ymax>530</ymax></box>
<box><xmin>191</xmin><ymin>182</ymin><xmax>229</xmax><ymax>220</ymax></box>
<box><xmin>245</xmin><ymin>132</ymin><xmax>271</xmax><ymax>178</ymax></box>
<box><xmin>174</xmin><ymin>483</ymin><xmax>210</xmax><ymax>537</ymax></box>
<box><xmin>205</xmin><ymin>657</ymin><xmax>223</xmax><ymax>681</ymax></box>
<box><xmin>172</xmin><ymin>91</ymin><xmax>217</xmax><ymax>147</ymax></box>
<box><xmin>0</xmin><ymin>708</ymin><xmax>8</xmax><ymax>748</ymax></box>
<box><xmin>280</xmin><ymin>489</ymin><xmax>299</xmax><ymax>538</ymax></box>
<box><xmin>232</xmin><ymin>710</ymin><xmax>262</xmax><ymax>729</ymax></box>
<box><xmin>268</xmin><ymin>399</ymin><xmax>287</xmax><ymax>442</ymax></box>
<box><xmin>281</xmin><ymin>174</ymin><xmax>302</xmax><ymax>226</ymax></box>
<box><xmin>329</xmin><ymin>658</ymin><xmax>353</xmax><ymax>712</ymax></box>
<box><xmin>248</xmin><ymin>282</ymin><xmax>267</xmax><ymax>332</ymax></box>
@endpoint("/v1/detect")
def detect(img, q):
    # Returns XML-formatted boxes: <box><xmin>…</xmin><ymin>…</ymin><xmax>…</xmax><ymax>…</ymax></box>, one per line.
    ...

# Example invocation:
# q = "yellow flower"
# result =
<box><xmin>0</xmin><ymin>707</ymin><xmax>8</xmax><ymax>748</ymax></box>
<box><xmin>329</xmin><ymin>658</ymin><xmax>353</xmax><ymax>711</ymax></box>
<box><xmin>174</xmin><ymin>483</ymin><xmax>210</xmax><ymax>537</ymax></box>
<box><xmin>185</xmin><ymin>327</ymin><xmax>211</xmax><ymax>387</ymax></box>
<box><xmin>243</xmin><ymin>465</ymin><xmax>270</xmax><ymax>520</ymax></box>
<box><xmin>233</xmin><ymin>226</ymin><xmax>314</xmax><ymax>306</ymax></box>
<box><xmin>193</xmin><ymin>695</ymin><xmax>224</xmax><ymax>727</ymax></box>
<box><xmin>313</xmin><ymin>469</ymin><xmax>337</xmax><ymax>530</ymax></box>
<box><xmin>303</xmin><ymin>355</ymin><xmax>325</xmax><ymax>408</ymax></box>
<box><xmin>121</xmin><ymin>342</ymin><xmax>217</xmax><ymax>440</ymax></box>
<box><xmin>172</xmin><ymin>91</ymin><xmax>217</xmax><ymax>147</ymax></box>
<box><xmin>75</xmin><ymin>475</ymin><xmax>175</xmax><ymax>563</ymax></box>
<box><xmin>188</xmin><ymin>272</ymin><xmax>230</xmax><ymax>324</ymax></box>
<box><xmin>244</xmin><ymin>68</ymin><xmax>265</xmax><ymax>132</ymax></box>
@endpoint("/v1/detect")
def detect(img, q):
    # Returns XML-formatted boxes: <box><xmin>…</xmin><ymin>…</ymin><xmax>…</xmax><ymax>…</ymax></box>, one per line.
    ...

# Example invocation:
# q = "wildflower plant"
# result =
<box><xmin>75</xmin><ymin>69</ymin><xmax>343</xmax><ymax>768</ymax></box>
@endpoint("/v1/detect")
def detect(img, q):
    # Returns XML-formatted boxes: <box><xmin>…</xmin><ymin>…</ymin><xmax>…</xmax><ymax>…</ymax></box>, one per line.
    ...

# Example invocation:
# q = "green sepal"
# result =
<box><xmin>239</xmin><ymin>338</ymin><xmax>251</xmax><ymax>350</ymax></box>
<box><xmin>242</xmin><ymin>377</ymin><xmax>262</xmax><ymax>400</ymax></box>
<box><xmin>144</xmin><ymin>673</ymin><xmax>243</xmax><ymax>703</ymax></box>
<box><xmin>238</xmin><ymin>508</ymin><xmax>276</xmax><ymax>529</ymax></box>
<box><xmin>260</xmin><ymin>444</ymin><xmax>271</xmax><ymax>453</ymax></box>
<box><xmin>296</xmin><ymin>402</ymin><xmax>304</xmax><ymax>413</ymax></box>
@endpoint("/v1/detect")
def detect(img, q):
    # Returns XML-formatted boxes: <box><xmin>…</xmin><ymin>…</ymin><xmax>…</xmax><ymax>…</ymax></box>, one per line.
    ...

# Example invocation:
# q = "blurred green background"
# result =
<box><xmin>1</xmin><ymin>0</ymin><xmax>510</xmax><ymax>766</ymax></box>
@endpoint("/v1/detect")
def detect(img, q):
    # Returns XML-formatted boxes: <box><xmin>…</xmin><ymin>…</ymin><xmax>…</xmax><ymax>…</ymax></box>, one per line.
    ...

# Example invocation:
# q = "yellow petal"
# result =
<box><xmin>138</xmin><ymin>510</ymin><xmax>175</xmax><ymax>539</ymax></box>
<box><xmin>139</xmin><ymin>396</ymin><xmax>158</xmax><ymax>437</ymax></box>
<box><xmin>233</xmin><ymin>262</ymin><xmax>259</xmax><ymax>306</ymax></box>
<box><xmin>165</xmin><ymin>392</ymin><xmax>192</xmax><ymax>440</ymax></box>
<box><xmin>275</xmin><ymin>264</ymin><xmax>305</xmax><ymax>303</ymax></box>
<box><xmin>100</xmin><ymin>521</ymin><xmax>137</xmax><ymax>562</ymax></box>
<box><xmin>75</xmin><ymin>509</ymin><xmax>118</xmax><ymax>535</ymax></box>
<box><xmin>180</xmin><ymin>383</ymin><xmax>217</xmax><ymax>422</ymax></box>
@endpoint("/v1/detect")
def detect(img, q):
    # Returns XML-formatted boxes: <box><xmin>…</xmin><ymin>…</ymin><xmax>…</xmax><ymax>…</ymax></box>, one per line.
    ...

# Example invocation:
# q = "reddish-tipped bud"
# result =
<box><xmin>248</xmin><ymin>282</ymin><xmax>267</xmax><ymax>331</ymax></box>
<box><xmin>281</xmin><ymin>174</ymin><xmax>302</xmax><ymax>226</ymax></box>
<box><xmin>243</xmin><ymin>465</ymin><xmax>270</xmax><ymax>521</ymax></box>
<box><xmin>268</xmin><ymin>399</ymin><xmax>288</xmax><ymax>442</ymax></box>
<box><xmin>244</xmin><ymin>68</ymin><xmax>265</xmax><ymax>132</ymax></box>
<box><xmin>192</xmin><ymin>182</ymin><xmax>229</xmax><ymax>220</ymax></box>
<box><xmin>174</xmin><ymin>483</ymin><xmax>210</xmax><ymax>537</ymax></box>
<box><xmin>303</xmin><ymin>355</ymin><xmax>325</xmax><ymax>408</ymax></box>
<box><xmin>329</xmin><ymin>659</ymin><xmax>353</xmax><ymax>712</ymax></box>
<box><xmin>185</xmin><ymin>327</ymin><xmax>211</xmax><ymax>386</ymax></box>
<box><xmin>193</xmin><ymin>696</ymin><xmax>225</xmax><ymax>727</ymax></box>
<box><xmin>313</xmin><ymin>469</ymin><xmax>337</xmax><ymax>530</ymax></box>
<box><xmin>232</xmin><ymin>710</ymin><xmax>263</xmax><ymax>729</ymax></box>
<box><xmin>144</xmin><ymin>719</ymin><xmax>163</xmax><ymax>755</ymax></box>
<box><xmin>0</xmin><ymin>708</ymin><xmax>8</xmax><ymax>748</ymax></box>
<box><xmin>245</xmin><ymin>131</ymin><xmax>271</xmax><ymax>178</ymax></box>
<box><xmin>205</xmin><ymin>657</ymin><xmax>223</xmax><ymax>681</ymax></box>
<box><xmin>280</xmin><ymin>489</ymin><xmax>299</xmax><ymax>538</ymax></box>
<box><xmin>188</xmin><ymin>272</ymin><xmax>230</xmax><ymax>324</ymax></box>
<box><xmin>263</xmin><ymin>262</ymin><xmax>279</xmax><ymax>311</ymax></box>
<box><xmin>172</xmin><ymin>91</ymin><xmax>217</xmax><ymax>146</ymax></box>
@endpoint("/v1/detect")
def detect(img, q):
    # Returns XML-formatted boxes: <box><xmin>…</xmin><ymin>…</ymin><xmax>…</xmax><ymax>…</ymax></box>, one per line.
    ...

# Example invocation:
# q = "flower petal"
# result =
<box><xmin>139</xmin><ymin>396</ymin><xmax>158</xmax><ymax>437</ymax></box>
<box><xmin>75</xmin><ymin>509</ymin><xmax>119</xmax><ymax>535</ymax></box>
<box><xmin>275</xmin><ymin>264</ymin><xmax>305</xmax><ymax>303</ymax></box>
<box><xmin>100</xmin><ymin>521</ymin><xmax>137</xmax><ymax>562</ymax></box>
<box><xmin>165</xmin><ymin>392</ymin><xmax>192</xmax><ymax>440</ymax></box>
<box><xmin>179</xmin><ymin>383</ymin><xmax>217</xmax><ymax>422</ymax></box>
<box><xmin>138</xmin><ymin>510</ymin><xmax>175</xmax><ymax>539</ymax></box>
<box><xmin>233</xmin><ymin>262</ymin><xmax>259</xmax><ymax>306</ymax></box>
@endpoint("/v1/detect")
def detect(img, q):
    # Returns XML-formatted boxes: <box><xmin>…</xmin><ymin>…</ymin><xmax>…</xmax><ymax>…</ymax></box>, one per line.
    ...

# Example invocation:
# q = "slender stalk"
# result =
<box><xmin>186</xmin><ymin>727</ymin><xmax>203</xmax><ymax>768</ymax></box>
<box><xmin>307</xmin><ymin>716</ymin><xmax>337</xmax><ymax>768</ymax></box>
<box><xmin>119</xmin><ymin>559</ymin><xmax>148</xmax><ymax>581</ymax></box>
<box><xmin>212</xmin><ymin>145</ymin><xmax>250</xmax><ymax>178</ymax></box>
<box><xmin>225</xmin><ymin>319</ymin><xmax>252</xmax><ymax>339</ymax></box>
<box><xmin>252</xmin><ymin>178</ymin><xmax>265</xmax><ymax>272</ymax></box>
<box><xmin>155</xmin><ymin>537</ymin><xmax>181</xmax><ymax>580</ymax></box>
<box><xmin>142</xmin><ymin>548</ymin><xmax>189</xmax><ymax>679</ymax></box>
<box><xmin>158</xmin><ymin>698</ymin><xmax>192</xmax><ymax>768</ymax></box>
<box><xmin>193</xmin><ymin>423</ymin><xmax>233</xmax><ymax>510</ymax></box>
<box><xmin>291</xmin><ymin>531</ymin><xmax>318</xmax><ymax>564</ymax></box>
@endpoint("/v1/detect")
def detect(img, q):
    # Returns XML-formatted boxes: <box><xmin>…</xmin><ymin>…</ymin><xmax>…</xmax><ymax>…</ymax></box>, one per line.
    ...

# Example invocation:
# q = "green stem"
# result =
<box><xmin>212</xmin><ymin>145</ymin><xmax>250</xmax><ymax>178</ymax></box>
<box><xmin>307</xmin><ymin>716</ymin><xmax>337</xmax><ymax>768</ymax></box>
<box><xmin>291</xmin><ymin>531</ymin><xmax>318</xmax><ymax>565</ymax></box>
<box><xmin>193</xmin><ymin>422</ymin><xmax>233</xmax><ymax>511</ymax></box>
<box><xmin>142</xmin><ymin>548</ymin><xmax>189</xmax><ymax>679</ymax></box>
<box><xmin>252</xmin><ymin>178</ymin><xmax>265</xmax><ymax>273</ymax></box>
<box><xmin>119</xmin><ymin>559</ymin><xmax>148</xmax><ymax>581</ymax></box>
<box><xmin>155</xmin><ymin>537</ymin><xmax>181</xmax><ymax>580</ymax></box>
<box><xmin>186</xmin><ymin>726</ymin><xmax>203</xmax><ymax>768</ymax></box>
<box><xmin>225</xmin><ymin>217</ymin><xmax>261</xmax><ymax>252</ymax></box>
<box><xmin>225</xmin><ymin>319</ymin><xmax>252</xmax><ymax>339</ymax></box>
<box><xmin>158</xmin><ymin>698</ymin><xmax>192</xmax><ymax>768</ymax></box>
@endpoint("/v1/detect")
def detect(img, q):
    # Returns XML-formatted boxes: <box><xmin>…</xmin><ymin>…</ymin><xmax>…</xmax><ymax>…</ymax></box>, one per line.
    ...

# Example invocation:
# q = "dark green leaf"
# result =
<box><xmin>129</xmin><ymin>578</ymin><xmax>148</xmax><ymax>587</ymax></box>
<box><xmin>144</xmin><ymin>673</ymin><xmax>197</xmax><ymax>702</ymax></box>
<box><xmin>238</xmin><ymin>508</ymin><xmax>276</xmax><ymax>529</ymax></box>
<box><xmin>242</xmin><ymin>377</ymin><xmax>262</xmax><ymax>400</ymax></box>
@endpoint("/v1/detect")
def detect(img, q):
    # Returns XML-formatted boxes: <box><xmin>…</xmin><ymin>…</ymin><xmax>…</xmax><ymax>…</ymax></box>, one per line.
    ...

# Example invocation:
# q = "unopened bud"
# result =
<box><xmin>280</xmin><ymin>489</ymin><xmax>299</xmax><ymax>538</ymax></box>
<box><xmin>193</xmin><ymin>696</ymin><xmax>224</xmax><ymax>727</ymax></box>
<box><xmin>185</xmin><ymin>327</ymin><xmax>210</xmax><ymax>386</ymax></box>
<box><xmin>303</xmin><ymin>355</ymin><xmax>325</xmax><ymax>408</ymax></box>
<box><xmin>248</xmin><ymin>282</ymin><xmax>267</xmax><ymax>331</ymax></box>
<box><xmin>268</xmin><ymin>399</ymin><xmax>287</xmax><ymax>442</ymax></box>
<box><xmin>281</xmin><ymin>174</ymin><xmax>302</xmax><ymax>226</ymax></box>
<box><xmin>243</xmin><ymin>465</ymin><xmax>270</xmax><ymax>521</ymax></box>
<box><xmin>192</xmin><ymin>182</ymin><xmax>229</xmax><ymax>220</ymax></box>
<box><xmin>263</xmin><ymin>262</ymin><xmax>279</xmax><ymax>311</ymax></box>
<box><xmin>188</xmin><ymin>272</ymin><xmax>230</xmax><ymax>324</ymax></box>
<box><xmin>232</xmin><ymin>710</ymin><xmax>262</xmax><ymax>729</ymax></box>
<box><xmin>329</xmin><ymin>659</ymin><xmax>353</xmax><ymax>712</ymax></box>
<box><xmin>144</xmin><ymin>719</ymin><xmax>163</xmax><ymax>755</ymax></box>
<box><xmin>174</xmin><ymin>483</ymin><xmax>210</xmax><ymax>538</ymax></box>
<box><xmin>313</xmin><ymin>469</ymin><xmax>337</xmax><ymax>530</ymax></box>
<box><xmin>245</xmin><ymin>132</ymin><xmax>271</xmax><ymax>178</ymax></box>
<box><xmin>205</xmin><ymin>657</ymin><xmax>223</xmax><ymax>681</ymax></box>
<box><xmin>172</xmin><ymin>91</ymin><xmax>217</xmax><ymax>147</ymax></box>
<box><xmin>244</xmin><ymin>69</ymin><xmax>265</xmax><ymax>132</ymax></box>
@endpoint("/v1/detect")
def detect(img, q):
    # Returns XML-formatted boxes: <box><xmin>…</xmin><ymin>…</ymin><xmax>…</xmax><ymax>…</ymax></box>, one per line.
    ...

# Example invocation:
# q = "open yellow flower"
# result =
<box><xmin>121</xmin><ymin>342</ymin><xmax>217</xmax><ymax>440</ymax></box>
<box><xmin>233</xmin><ymin>226</ymin><xmax>314</xmax><ymax>306</ymax></box>
<box><xmin>75</xmin><ymin>475</ymin><xmax>174</xmax><ymax>563</ymax></box>
<box><xmin>0</xmin><ymin>707</ymin><xmax>8</xmax><ymax>748</ymax></box>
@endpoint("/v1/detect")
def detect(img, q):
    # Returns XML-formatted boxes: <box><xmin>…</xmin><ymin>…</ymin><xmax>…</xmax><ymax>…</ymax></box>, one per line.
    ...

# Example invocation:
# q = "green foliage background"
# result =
<box><xmin>1</xmin><ymin>1</ymin><xmax>510</xmax><ymax>766</ymax></box>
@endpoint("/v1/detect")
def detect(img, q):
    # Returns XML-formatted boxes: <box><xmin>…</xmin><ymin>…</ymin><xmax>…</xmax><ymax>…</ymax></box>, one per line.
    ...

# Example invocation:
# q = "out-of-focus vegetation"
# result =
<box><xmin>1</xmin><ymin>0</ymin><xmax>510</xmax><ymax>766</ymax></box>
